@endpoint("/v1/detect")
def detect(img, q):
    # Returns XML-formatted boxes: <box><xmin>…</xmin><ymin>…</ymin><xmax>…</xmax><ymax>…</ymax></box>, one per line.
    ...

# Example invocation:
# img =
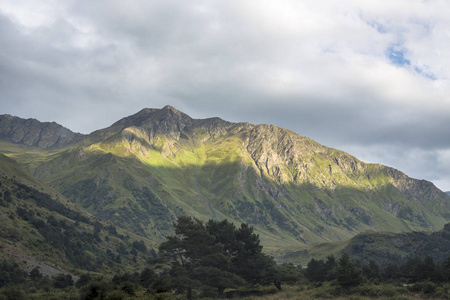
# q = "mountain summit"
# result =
<box><xmin>1</xmin><ymin>106</ymin><xmax>449</xmax><ymax>250</ymax></box>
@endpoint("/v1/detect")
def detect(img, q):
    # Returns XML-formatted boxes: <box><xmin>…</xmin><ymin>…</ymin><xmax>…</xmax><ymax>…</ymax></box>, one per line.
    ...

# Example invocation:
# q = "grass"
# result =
<box><xmin>229</xmin><ymin>283</ymin><xmax>432</xmax><ymax>300</ymax></box>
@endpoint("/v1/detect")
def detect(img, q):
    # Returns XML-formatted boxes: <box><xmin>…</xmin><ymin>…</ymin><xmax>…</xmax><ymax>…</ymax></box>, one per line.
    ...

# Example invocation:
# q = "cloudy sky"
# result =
<box><xmin>1</xmin><ymin>1</ymin><xmax>450</xmax><ymax>191</ymax></box>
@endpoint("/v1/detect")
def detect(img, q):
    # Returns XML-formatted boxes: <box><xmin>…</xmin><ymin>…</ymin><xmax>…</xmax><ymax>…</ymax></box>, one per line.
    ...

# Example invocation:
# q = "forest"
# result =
<box><xmin>2</xmin><ymin>216</ymin><xmax>450</xmax><ymax>299</ymax></box>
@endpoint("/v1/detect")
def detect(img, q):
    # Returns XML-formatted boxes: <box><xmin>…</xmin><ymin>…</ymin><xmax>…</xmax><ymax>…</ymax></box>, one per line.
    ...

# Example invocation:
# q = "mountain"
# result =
<box><xmin>1</xmin><ymin>105</ymin><xmax>450</xmax><ymax>253</ymax></box>
<box><xmin>0</xmin><ymin>153</ymin><xmax>156</xmax><ymax>278</ymax></box>
<box><xmin>0</xmin><ymin>114</ymin><xmax>84</xmax><ymax>149</ymax></box>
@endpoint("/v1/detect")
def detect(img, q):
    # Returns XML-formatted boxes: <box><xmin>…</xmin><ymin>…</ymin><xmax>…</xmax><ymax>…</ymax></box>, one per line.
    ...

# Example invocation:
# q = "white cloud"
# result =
<box><xmin>0</xmin><ymin>0</ymin><xmax>450</xmax><ymax>190</ymax></box>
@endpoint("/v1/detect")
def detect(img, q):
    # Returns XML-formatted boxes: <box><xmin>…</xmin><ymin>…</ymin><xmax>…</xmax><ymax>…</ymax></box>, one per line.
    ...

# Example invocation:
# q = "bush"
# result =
<box><xmin>353</xmin><ymin>283</ymin><xmax>381</xmax><ymax>297</ymax></box>
<box><xmin>435</xmin><ymin>283</ymin><xmax>450</xmax><ymax>299</ymax></box>
<box><xmin>78</xmin><ymin>279</ymin><xmax>111</xmax><ymax>300</ymax></box>
<box><xmin>119</xmin><ymin>281</ymin><xmax>135</xmax><ymax>296</ymax></box>
<box><xmin>378</xmin><ymin>284</ymin><xmax>403</xmax><ymax>297</ymax></box>
<box><xmin>408</xmin><ymin>281</ymin><xmax>436</xmax><ymax>295</ymax></box>
<box><xmin>75</xmin><ymin>274</ymin><xmax>91</xmax><ymax>288</ymax></box>
<box><xmin>105</xmin><ymin>290</ymin><xmax>124</xmax><ymax>300</ymax></box>
<box><xmin>224</xmin><ymin>285</ymin><xmax>278</xmax><ymax>298</ymax></box>
<box><xmin>0</xmin><ymin>286</ymin><xmax>27</xmax><ymax>300</ymax></box>
<box><xmin>52</xmin><ymin>274</ymin><xmax>73</xmax><ymax>289</ymax></box>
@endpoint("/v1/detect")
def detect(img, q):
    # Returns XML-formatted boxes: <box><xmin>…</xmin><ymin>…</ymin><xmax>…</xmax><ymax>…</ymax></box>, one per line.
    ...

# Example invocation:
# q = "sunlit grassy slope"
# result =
<box><xmin>2</xmin><ymin>106</ymin><xmax>450</xmax><ymax>254</ymax></box>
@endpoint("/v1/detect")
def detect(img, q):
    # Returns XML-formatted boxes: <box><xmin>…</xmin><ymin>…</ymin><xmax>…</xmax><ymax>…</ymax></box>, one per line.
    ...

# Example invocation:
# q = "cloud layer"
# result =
<box><xmin>1</xmin><ymin>0</ymin><xmax>450</xmax><ymax>190</ymax></box>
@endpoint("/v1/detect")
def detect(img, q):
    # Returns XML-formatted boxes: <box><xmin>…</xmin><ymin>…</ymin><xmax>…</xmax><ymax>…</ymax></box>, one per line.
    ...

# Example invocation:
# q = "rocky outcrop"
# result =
<box><xmin>0</xmin><ymin>114</ymin><xmax>84</xmax><ymax>149</ymax></box>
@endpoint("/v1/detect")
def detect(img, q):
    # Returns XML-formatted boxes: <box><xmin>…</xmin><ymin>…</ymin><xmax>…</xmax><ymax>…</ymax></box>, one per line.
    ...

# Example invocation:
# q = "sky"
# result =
<box><xmin>1</xmin><ymin>1</ymin><xmax>450</xmax><ymax>191</ymax></box>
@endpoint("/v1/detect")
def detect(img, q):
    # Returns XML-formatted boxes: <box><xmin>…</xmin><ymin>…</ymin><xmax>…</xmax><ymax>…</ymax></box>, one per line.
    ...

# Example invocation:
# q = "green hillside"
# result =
<box><xmin>1</xmin><ymin>106</ymin><xmax>450</xmax><ymax>255</ymax></box>
<box><xmin>0</xmin><ymin>154</ymin><xmax>156</xmax><ymax>278</ymax></box>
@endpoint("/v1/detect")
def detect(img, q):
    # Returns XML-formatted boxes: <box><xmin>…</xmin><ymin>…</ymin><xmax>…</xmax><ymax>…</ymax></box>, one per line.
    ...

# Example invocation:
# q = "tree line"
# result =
<box><xmin>306</xmin><ymin>253</ymin><xmax>450</xmax><ymax>286</ymax></box>
<box><xmin>4</xmin><ymin>216</ymin><xmax>450</xmax><ymax>299</ymax></box>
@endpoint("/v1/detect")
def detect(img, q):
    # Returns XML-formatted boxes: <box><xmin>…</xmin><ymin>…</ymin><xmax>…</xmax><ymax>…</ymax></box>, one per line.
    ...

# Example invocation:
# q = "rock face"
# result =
<box><xmin>1</xmin><ymin>106</ymin><xmax>450</xmax><ymax>249</ymax></box>
<box><xmin>0</xmin><ymin>115</ymin><xmax>84</xmax><ymax>149</ymax></box>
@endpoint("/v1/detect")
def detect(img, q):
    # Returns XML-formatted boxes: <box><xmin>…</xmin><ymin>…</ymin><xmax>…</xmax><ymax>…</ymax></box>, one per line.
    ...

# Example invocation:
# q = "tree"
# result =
<box><xmin>75</xmin><ymin>273</ymin><xmax>92</xmax><ymax>288</ymax></box>
<box><xmin>52</xmin><ymin>273</ymin><xmax>74</xmax><ymax>289</ymax></box>
<box><xmin>383</xmin><ymin>263</ymin><xmax>401</xmax><ymax>282</ymax></box>
<box><xmin>159</xmin><ymin>216</ymin><xmax>244</xmax><ymax>299</ymax></box>
<box><xmin>79</xmin><ymin>279</ymin><xmax>111</xmax><ymax>300</ymax></box>
<box><xmin>276</xmin><ymin>263</ymin><xmax>303</xmax><ymax>286</ymax></box>
<box><xmin>362</xmin><ymin>260</ymin><xmax>380</xmax><ymax>281</ymax></box>
<box><xmin>305</xmin><ymin>258</ymin><xmax>325</xmax><ymax>282</ymax></box>
<box><xmin>207</xmin><ymin>219</ymin><xmax>279</xmax><ymax>288</ymax></box>
<box><xmin>140</xmin><ymin>267</ymin><xmax>156</xmax><ymax>288</ymax></box>
<box><xmin>336</xmin><ymin>253</ymin><xmax>362</xmax><ymax>289</ymax></box>
<box><xmin>443</xmin><ymin>256</ymin><xmax>450</xmax><ymax>282</ymax></box>
<box><xmin>29</xmin><ymin>267</ymin><xmax>43</xmax><ymax>282</ymax></box>
<box><xmin>324</xmin><ymin>255</ymin><xmax>337</xmax><ymax>281</ymax></box>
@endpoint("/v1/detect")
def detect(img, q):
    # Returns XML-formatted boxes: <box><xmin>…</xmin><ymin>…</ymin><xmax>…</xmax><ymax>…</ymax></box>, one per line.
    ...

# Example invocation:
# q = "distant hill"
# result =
<box><xmin>1</xmin><ymin>106</ymin><xmax>450</xmax><ymax>254</ymax></box>
<box><xmin>280</xmin><ymin>223</ymin><xmax>450</xmax><ymax>267</ymax></box>
<box><xmin>342</xmin><ymin>224</ymin><xmax>450</xmax><ymax>266</ymax></box>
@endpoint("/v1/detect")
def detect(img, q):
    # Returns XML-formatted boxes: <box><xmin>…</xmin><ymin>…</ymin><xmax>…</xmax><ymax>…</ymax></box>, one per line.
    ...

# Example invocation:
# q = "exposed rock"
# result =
<box><xmin>0</xmin><ymin>114</ymin><xmax>84</xmax><ymax>149</ymax></box>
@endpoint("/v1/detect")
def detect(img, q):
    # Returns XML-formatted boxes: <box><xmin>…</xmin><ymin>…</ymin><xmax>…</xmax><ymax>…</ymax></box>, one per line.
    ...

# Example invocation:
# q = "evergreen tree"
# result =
<box><xmin>324</xmin><ymin>255</ymin><xmax>337</xmax><ymax>281</ymax></box>
<box><xmin>362</xmin><ymin>260</ymin><xmax>380</xmax><ymax>281</ymax></box>
<box><xmin>140</xmin><ymin>267</ymin><xmax>156</xmax><ymax>288</ymax></box>
<box><xmin>443</xmin><ymin>256</ymin><xmax>450</xmax><ymax>282</ymax></box>
<box><xmin>206</xmin><ymin>219</ymin><xmax>279</xmax><ymax>288</ymax></box>
<box><xmin>159</xmin><ymin>216</ymin><xmax>244</xmax><ymax>299</ymax></box>
<box><xmin>383</xmin><ymin>263</ymin><xmax>401</xmax><ymax>282</ymax></box>
<box><xmin>336</xmin><ymin>253</ymin><xmax>362</xmax><ymax>289</ymax></box>
<box><xmin>305</xmin><ymin>258</ymin><xmax>325</xmax><ymax>282</ymax></box>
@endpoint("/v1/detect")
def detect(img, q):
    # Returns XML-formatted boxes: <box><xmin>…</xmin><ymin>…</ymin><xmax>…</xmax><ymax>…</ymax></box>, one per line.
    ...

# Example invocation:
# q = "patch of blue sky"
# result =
<box><xmin>367</xmin><ymin>20</ymin><xmax>388</xmax><ymax>34</ymax></box>
<box><xmin>386</xmin><ymin>45</ymin><xmax>437</xmax><ymax>80</ymax></box>
<box><xmin>414</xmin><ymin>66</ymin><xmax>437</xmax><ymax>80</ymax></box>
<box><xmin>387</xmin><ymin>46</ymin><xmax>411</xmax><ymax>67</ymax></box>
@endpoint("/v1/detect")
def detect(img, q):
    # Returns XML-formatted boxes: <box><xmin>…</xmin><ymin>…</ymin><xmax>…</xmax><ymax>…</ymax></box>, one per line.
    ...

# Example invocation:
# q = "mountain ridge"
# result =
<box><xmin>1</xmin><ymin>106</ymin><xmax>449</xmax><ymax>253</ymax></box>
<box><xmin>0</xmin><ymin>114</ymin><xmax>85</xmax><ymax>149</ymax></box>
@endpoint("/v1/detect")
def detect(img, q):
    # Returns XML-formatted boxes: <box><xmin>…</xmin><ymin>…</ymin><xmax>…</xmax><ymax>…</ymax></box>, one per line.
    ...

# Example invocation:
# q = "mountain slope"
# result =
<box><xmin>0</xmin><ymin>154</ymin><xmax>156</xmax><ymax>277</ymax></box>
<box><xmin>1</xmin><ymin>106</ymin><xmax>449</xmax><ymax>253</ymax></box>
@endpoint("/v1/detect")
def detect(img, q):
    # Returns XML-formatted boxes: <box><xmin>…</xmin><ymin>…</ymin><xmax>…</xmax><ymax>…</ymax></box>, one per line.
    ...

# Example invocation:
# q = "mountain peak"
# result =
<box><xmin>162</xmin><ymin>105</ymin><xmax>179</xmax><ymax>113</ymax></box>
<box><xmin>0</xmin><ymin>114</ymin><xmax>84</xmax><ymax>149</ymax></box>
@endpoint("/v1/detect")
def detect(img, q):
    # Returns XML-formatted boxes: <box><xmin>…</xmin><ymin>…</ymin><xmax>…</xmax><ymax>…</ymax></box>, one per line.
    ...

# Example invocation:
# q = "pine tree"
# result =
<box><xmin>159</xmin><ymin>216</ymin><xmax>244</xmax><ymax>299</ymax></box>
<box><xmin>336</xmin><ymin>253</ymin><xmax>362</xmax><ymax>289</ymax></box>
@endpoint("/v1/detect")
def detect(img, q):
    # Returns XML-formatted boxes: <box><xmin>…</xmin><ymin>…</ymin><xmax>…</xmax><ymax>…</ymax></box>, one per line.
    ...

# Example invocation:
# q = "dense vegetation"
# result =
<box><xmin>4</xmin><ymin>216</ymin><xmax>450</xmax><ymax>299</ymax></box>
<box><xmin>301</xmin><ymin>251</ymin><xmax>450</xmax><ymax>299</ymax></box>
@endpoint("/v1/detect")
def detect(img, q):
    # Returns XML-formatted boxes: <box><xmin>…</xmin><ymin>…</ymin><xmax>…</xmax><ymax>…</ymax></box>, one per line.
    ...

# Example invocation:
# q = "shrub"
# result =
<box><xmin>378</xmin><ymin>284</ymin><xmax>403</xmax><ymax>297</ymax></box>
<box><xmin>0</xmin><ymin>286</ymin><xmax>26</xmax><ymax>300</ymax></box>
<box><xmin>120</xmin><ymin>281</ymin><xmax>135</xmax><ymax>296</ymax></box>
<box><xmin>52</xmin><ymin>274</ymin><xmax>73</xmax><ymax>289</ymax></box>
<box><xmin>409</xmin><ymin>281</ymin><xmax>436</xmax><ymax>295</ymax></box>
